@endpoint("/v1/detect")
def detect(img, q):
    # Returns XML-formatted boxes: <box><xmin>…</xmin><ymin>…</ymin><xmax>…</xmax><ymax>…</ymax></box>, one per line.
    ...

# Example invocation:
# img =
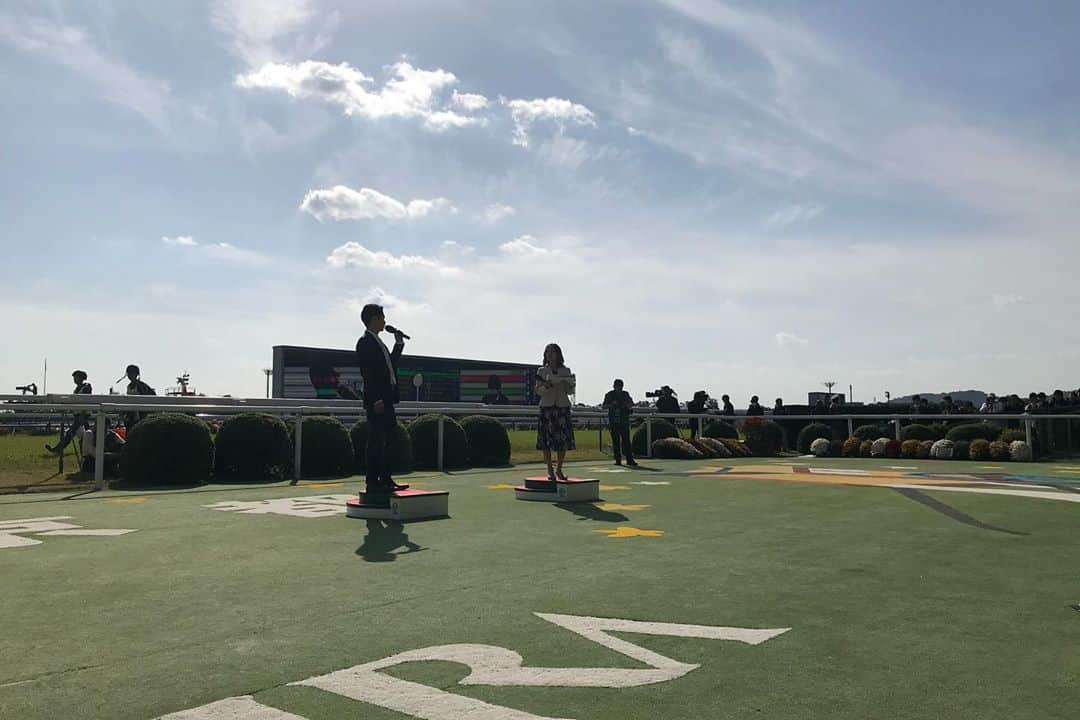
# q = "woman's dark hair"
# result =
<box><xmin>542</xmin><ymin>343</ymin><xmax>565</xmax><ymax>368</ymax></box>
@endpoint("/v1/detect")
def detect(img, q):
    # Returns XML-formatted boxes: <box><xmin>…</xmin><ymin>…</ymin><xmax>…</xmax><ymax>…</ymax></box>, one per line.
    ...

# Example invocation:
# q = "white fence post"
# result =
<box><xmin>437</xmin><ymin>416</ymin><xmax>445</xmax><ymax>471</ymax></box>
<box><xmin>645</xmin><ymin>418</ymin><xmax>653</xmax><ymax>458</ymax></box>
<box><xmin>94</xmin><ymin>410</ymin><xmax>106</xmax><ymax>490</ymax></box>
<box><xmin>847</xmin><ymin>418</ymin><xmax>854</xmax><ymax>439</ymax></box>
<box><xmin>893</xmin><ymin>416</ymin><xmax>902</xmax><ymax>441</ymax></box>
<box><xmin>1024</xmin><ymin>417</ymin><xmax>1032</xmax><ymax>447</ymax></box>
<box><xmin>293</xmin><ymin>412</ymin><xmax>303</xmax><ymax>482</ymax></box>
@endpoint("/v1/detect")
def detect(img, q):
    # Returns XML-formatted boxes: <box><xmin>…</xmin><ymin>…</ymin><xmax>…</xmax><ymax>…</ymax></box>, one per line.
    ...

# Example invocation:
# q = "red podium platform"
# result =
<box><xmin>514</xmin><ymin>476</ymin><xmax>599</xmax><ymax>502</ymax></box>
<box><xmin>345</xmin><ymin>488</ymin><xmax>449</xmax><ymax>520</ymax></box>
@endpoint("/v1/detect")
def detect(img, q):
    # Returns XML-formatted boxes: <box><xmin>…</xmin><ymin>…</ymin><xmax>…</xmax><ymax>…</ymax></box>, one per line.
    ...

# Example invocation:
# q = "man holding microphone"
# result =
<box><xmin>355</xmin><ymin>304</ymin><xmax>409</xmax><ymax>496</ymax></box>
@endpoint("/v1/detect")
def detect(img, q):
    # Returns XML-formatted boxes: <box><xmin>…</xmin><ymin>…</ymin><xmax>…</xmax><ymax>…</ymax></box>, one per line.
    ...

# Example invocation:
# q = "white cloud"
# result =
<box><xmin>992</xmin><ymin>294</ymin><xmax>1030</xmax><ymax>307</ymax></box>
<box><xmin>505</xmin><ymin>96</ymin><xmax>596</xmax><ymax>147</ymax></box>
<box><xmin>161</xmin><ymin>235</ymin><xmax>198</xmax><ymax>246</ymax></box>
<box><xmin>210</xmin><ymin>0</ymin><xmax>331</xmax><ymax>67</ymax></box>
<box><xmin>237</xmin><ymin>60</ymin><xmax>485</xmax><ymax>131</ymax></box>
<box><xmin>482</xmin><ymin>203</ymin><xmax>516</xmax><ymax>223</ymax></box>
<box><xmin>499</xmin><ymin>235</ymin><xmax>551</xmax><ymax>256</ymax></box>
<box><xmin>0</xmin><ymin>14</ymin><xmax>174</xmax><ymax>132</ymax></box>
<box><xmin>451</xmin><ymin>90</ymin><xmax>489</xmax><ymax>111</ymax></box>
<box><xmin>300</xmin><ymin>185</ymin><xmax>454</xmax><ymax>221</ymax></box>
<box><xmin>442</xmin><ymin>240</ymin><xmax>475</xmax><ymax>254</ymax></box>
<box><xmin>775</xmin><ymin>331</ymin><xmax>809</xmax><ymax>347</ymax></box>
<box><xmin>345</xmin><ymin>287</ymin><xmax>431</xmax><ymax>317</ymax></box>
<box><xmin>327</xmin><ymin>242</ymin><xmax>459</xmax><ymax>276</ymax></box>
<box><xmin>764</xmin><ymin>203</ymin><xmax>824</xmax><ymax>230</ymax></box>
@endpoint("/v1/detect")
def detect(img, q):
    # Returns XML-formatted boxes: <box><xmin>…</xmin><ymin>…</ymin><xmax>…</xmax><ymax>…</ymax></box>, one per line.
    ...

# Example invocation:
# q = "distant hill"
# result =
<box><xmin>892</xmin><ymin>390</ymin><xmax>987</xmax><ymax>406</ymax></box>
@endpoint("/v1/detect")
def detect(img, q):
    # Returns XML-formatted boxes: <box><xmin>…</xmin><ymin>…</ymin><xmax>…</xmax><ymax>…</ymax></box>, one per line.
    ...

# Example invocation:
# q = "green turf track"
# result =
<box><xmin>0</xmin><ymin>457</ymin><xmax>1077</xmax><ymax>719</ymax></box>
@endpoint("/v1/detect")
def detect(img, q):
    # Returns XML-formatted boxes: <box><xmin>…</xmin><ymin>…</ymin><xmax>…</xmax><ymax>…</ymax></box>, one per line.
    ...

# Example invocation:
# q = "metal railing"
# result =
<box><xmin>3</xmin><ymin>394</ymin><xmax>1076</xmax><ymax>490</ymax></box>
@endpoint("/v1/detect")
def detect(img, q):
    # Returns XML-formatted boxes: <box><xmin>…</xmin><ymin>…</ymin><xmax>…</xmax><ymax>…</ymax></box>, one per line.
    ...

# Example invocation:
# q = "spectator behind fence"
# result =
<box><xmin>123</xmin><ymin>364</ymin><xmax>156</xmax><ymax>431</ymax></box>
<box><xmin>829</xmin><ymin>394</ymin><xmax>845</xmax><ymax>413</ymax></box>
<box><xmin>720</xmin><ymin>394</ymin><xmax>735</xmax><ymax>416</ymax></box>
<box><xmin>746</xmin><ymin>395</ymin><xmax>764</xmax><ymax>416</ymax></box>
<box><xmin>686</xmin><ymin>390</ymin><xmax>709</xmax><ymax>438</ymax></box>
<box><xmin>535</xmin><ymin>342</ymin><xmax>576</xmax><ymax>481</ymax></box>
<box><xmin>811</xmin><ymin>399</ymin><xmax>828</xmax><ymax>415</ymax></box>
<box><xmin>45</xmin><ymin>370</ymin><xmax>92</xmax><ymax>455</ymax></box>
<box><xmin>654</xmin><ymin>385</ymin><xmax>680</xmax><ymax>417</ymax></box>
<box><xmin>773</xmin><ymin>398</ymin><xmax>785</xmax><ymax>415</ymax></box>
<box><xmin>979</xmin><ymin>394</ymin><xmax>998</xmax><ymax>413</ymax></box>
<box><xmin>602</xmin><ymin>379</ymin><xmax>637</xmax><ymax>466</ymax></box>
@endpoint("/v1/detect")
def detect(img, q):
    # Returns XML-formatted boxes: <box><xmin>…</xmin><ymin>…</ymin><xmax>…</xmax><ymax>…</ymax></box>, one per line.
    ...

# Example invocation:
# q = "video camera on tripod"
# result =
<box><xmin>15</xmin><ymin>383</ymin><xmax>38</xmax><ymax>396</ymax></box>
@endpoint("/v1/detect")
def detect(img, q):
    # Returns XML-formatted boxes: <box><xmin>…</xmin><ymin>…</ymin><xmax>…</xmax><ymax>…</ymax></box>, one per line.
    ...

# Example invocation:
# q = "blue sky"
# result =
<box><xmin>2</xmin><ymin>0</ymin><xmax>1078</xmax><ymax>403</ymax></box>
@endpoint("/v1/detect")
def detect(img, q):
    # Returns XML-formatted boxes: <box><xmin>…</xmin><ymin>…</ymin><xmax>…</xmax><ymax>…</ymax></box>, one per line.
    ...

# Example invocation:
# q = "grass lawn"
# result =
<box><xmin>0</xmin><ymin>432</ymin><xmax>87</xmax><ymax>492</ymax></box>
<box><xmin>0</xmin><ymin>457</ymin><xmax>1076</xmax><ymax>719</ymax></box>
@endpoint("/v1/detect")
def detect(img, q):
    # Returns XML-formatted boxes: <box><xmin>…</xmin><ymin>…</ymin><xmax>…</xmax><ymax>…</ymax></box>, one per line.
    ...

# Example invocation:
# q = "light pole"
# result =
<box><xmin>262</xmin><ymin>368</ymin><xmax>272</xmax><ymax>399</ymax></box>
<box><xmin>823</xmin><ymin>380</ymin><xmax>836</xmax><ymax>401</ymax></box>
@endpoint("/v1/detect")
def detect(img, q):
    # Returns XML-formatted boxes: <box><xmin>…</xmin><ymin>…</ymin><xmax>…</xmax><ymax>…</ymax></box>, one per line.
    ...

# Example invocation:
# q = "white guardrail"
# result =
<box><xmin>2</xmin><ymin>394</ymin><xmax>1073</xmax><ymax>490</ymax></box>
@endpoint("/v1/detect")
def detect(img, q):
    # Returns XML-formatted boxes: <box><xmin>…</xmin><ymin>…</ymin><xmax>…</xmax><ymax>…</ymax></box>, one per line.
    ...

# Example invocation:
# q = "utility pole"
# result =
<box><xmin>262</xmin><ymin>368</ymin><xmax>272</xmax><ymax>399</ymax></box>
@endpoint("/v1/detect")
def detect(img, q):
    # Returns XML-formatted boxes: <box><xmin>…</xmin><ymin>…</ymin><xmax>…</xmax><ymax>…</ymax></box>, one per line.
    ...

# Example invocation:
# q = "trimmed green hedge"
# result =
<box><xmin>853</xmin><ymin>424</ymin><xmax>890</xmax><ymax>441</ymax></box>
<box><xmin>900</xmin><ymin>424</ymin><xmax>939</xmax><ymax>442</ymax></box>
<box><xmin>213</xmin><ymin>413</ymin><xmax>292</xmax><ymax>482</ymax></box>
<box><xmin>797</xmin><ymin>423</ymin><xmax>833</xmax><ymax>454</ymax></box>
<box><xmin>409</xmin><ymin>414</ymin><xmax>469</xmax><ymax>469</ymax></box>
<box><xmin>702</xmin><ymin>420</ymin><xmax>739</xmax><ymax>440</ymax></box>
<box><xmin>945</xmin><ymin>423</ymin><xmax>1001</xmax><ymax>442</ymax></box>
<box><xmin>293</xmin><ymin>416</ymin><xmax>353</xmax><ymax>477</ymax></box>
<box><xmin>461</xmin><ymin>415</ymin><xmax>511</xmax><ymax>466</ymax></box>
<box><xmin>632</xmin><ymin>419</ymin><xmax>679</xmax><ymax>456</ymax></box>
<box><xmin>742</xmin><ymin>418</ymin><xmax>783</xmax><ymax>456</ymax></box>
<box><xmin>350</xmin><ymin>419</ymin><xmax>413</xmax><ymax>474</ymax></box>
<box><xmin>122</xmin><ymin>413</ymin><xmax>213</xmax><ymax>487</ymax></box>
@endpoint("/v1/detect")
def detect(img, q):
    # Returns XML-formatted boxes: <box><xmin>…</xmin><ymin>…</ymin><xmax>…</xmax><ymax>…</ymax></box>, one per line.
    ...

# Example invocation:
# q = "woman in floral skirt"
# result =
<box><xmin>535</xmin><ymin>343</ymin><xmax>576</xmax><ymax>481</ymax></box>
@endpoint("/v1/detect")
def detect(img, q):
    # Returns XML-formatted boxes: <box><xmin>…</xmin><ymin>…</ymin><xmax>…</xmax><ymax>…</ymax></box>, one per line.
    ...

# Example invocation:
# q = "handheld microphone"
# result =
<box><xmin>385</xmin><ymin>325</ymin><xmax>411</xmax><ymax>340</ymax></box>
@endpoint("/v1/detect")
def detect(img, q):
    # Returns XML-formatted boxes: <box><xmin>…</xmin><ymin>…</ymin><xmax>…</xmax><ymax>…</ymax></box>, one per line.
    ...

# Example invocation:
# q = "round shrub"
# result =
<box><xmin>989</xmin><ymin>440</ymin><xmax>1011</xmax><ymax>461</ymax></box>
<box><xmin>930</xmin><ymin>439</ymin><xmax>955</xmax><ymax>460</ymax></box>
<box><xmin>632</xmin><ymin>419</ymin><xmax>679</xmax><ymax>456</ymax></box>
<box><xmin>953</xmin><ymin>440</ymin><xmax>971</xmax><ymax>460</ymax></box>
<box><xmin>842</xmin><ymin>437</ymin><xmax>862</xmax><ymax>457</ymax></box>
<box><xmin>900</xmin><ymin>439</ymin><xmax>921</xmax><ymax>459</ymax></box>
<box><xmin>853</xmin><ymin>424</ymin><xmax>890</xmax><ymax>442</ymax></box>
<box><xmin>294</xmin><ymin>416</ymin><xmax>353</xmax><ymax>477</ymax></box>
<box><xmin>809</xmin><ymin>438</ymin><xmax>831</xmax><ymax>457</ymax></box>
<box><xmin>694</xmin><ymin>437</ymin><xmax>732</xmax><ymax>458</ymax></box>
<box><xmin>703</xmin><ymin>420</ymin><xmax>739</xmax><ymax>439</ymax></box>
<box><xmin>797</xmin><ymin>423</ymin><xmax>833</xmax><ymax>454</ymax></box>
<box><xmin>917</xmin><ymin>440</ymin><xmax>933</xmax><ymax>459</ymax></box>
<box><xmin>350</xmin><ymin>419</ymin><xmax>413</xmax><ymax>475</ymax></box>
<box><xmin>1010</xmin><ymin>440</ymin><xmax>1032</xmax><ymax>462</ymax></box>
<box><xmin>859</xmin><ymin>440</ymin><xmax>873</xmax><ymax>458</ymax></box>
<box><xmin>742</xmin><ymin>418</ymin><xmax>783</xmax><ymax>456</ymax></box>
<box><xmin>999</xmin><ymin>429</ymin><xmax>1027</xmax><ymax>443</ymax></box>
<box><xmin>213</xmin><ymin>413</ymin><xmax>292</xmax><ymax>482</ymax></box>
<box><xmin>870</xmin><ymin>438</ymin><xmax>889</xmax><ymax>458</ymax></box>
<box><xmin>969</xmin><ymin>439</ymin><xmax>991</xmax><ymax>460</ymax></box>
<box><xmin>652</xmin><ymin>437</ymin><xmax>704</xmax><ymax>459</ymax></box>
<box><xmin>885</xmin><ymin>439</ymin><xmax>902</xmax><ymax>458</ymax></box>
<box><xmin>945</xmin><ymin>423</ymin><xmax>1001</xmax><ymax>443</ymax></box>
<box><xmin>122</xmin><ymin>413</ymin><xmax>213</xmax><ymax>487</ymax></box>
<box><xmin>409</xmin><ymin>414</ymin><xmax>469</xmax><ymax>469</ymax></box>
<box><xmin>461</xmin><ymin>415</ymin><xmax>511</xmax><ymax>466</ymax></box>
<box><xmin>719</xmin><ymin>438</ymin><xmax>752</xmax><ymax>457</ymax></box>
<box><xmin>926</xmin><ymin>422</ymin><xmax>950</xmax><ymax>439</ymax></box>
<box><xmin>900</xmin><ymin>424</ymin><xmax>938</xmax><ymax>442</ymax></box>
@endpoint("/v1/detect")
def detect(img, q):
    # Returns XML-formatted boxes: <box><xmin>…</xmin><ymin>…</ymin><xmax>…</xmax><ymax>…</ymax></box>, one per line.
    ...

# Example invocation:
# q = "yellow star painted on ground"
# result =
<box><xmin>599</xmin><ymin>484</ymin><xmax>630</xmax><ymax>491</ymax></box>
<box><xmin>486</xmin><ymin>483</ymin><xmax>517</xmax><ymax>489</ymax></box>
<box><xmin>598</xmin><ymin>503</ymin><xmax>651</xmax><ymax>511</ymax></box>
<box><xmin>592</xmin><ymin>527</ymin><xmax>664</xmax><ymax>538</ymax></box>
<box><xmin>109</xmin><ymin>497</ymin><xmax>147</xmax><ymax>504</ymax></box>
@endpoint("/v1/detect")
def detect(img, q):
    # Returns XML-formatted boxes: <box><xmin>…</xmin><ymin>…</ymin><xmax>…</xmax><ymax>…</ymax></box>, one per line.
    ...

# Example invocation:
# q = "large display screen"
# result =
<box><xmin>272</xmin><ymin>345</ymin><xmax>537</xmax><ymax>404</ymax></box>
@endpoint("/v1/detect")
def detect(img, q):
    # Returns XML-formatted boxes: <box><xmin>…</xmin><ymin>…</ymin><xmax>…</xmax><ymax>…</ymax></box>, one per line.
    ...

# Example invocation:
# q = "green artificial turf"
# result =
<box><xmin>0</xmin><ymin>457</ymin><xmax>1076</xmax><ymax>719</ymax></box>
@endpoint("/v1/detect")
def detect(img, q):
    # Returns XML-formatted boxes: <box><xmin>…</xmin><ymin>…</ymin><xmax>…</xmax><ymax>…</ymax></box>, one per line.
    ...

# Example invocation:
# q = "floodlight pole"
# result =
<box><xmin>263</xmin><ymin>368</ymin><xmax>272</xmax><ymax>399</ymax></box>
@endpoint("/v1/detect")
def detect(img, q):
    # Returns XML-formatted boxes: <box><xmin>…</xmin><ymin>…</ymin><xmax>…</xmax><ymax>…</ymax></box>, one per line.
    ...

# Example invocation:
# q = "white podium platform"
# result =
<box><xmin>514</xmin><ymin>476</ymin><xmax>599</xmax><ymax>502</ymax></box>
<box><xmin>345</xmin><ymin>489</ymin><xmax>449</xmax><ymax>521</ymax></box>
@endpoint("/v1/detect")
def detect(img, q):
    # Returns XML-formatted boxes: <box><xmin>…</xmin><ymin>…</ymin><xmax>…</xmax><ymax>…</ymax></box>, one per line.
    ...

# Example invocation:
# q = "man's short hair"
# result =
<box><xmin>360</xmin><ymin>303</ymin><xmax>384</xmax><ymax>325</ymax></box>
<box><xmin>126</xmin><ymin>364</ymin><xmax>140</xmax><ymax>376</ymax></box>
<box><xmin>613</xmin><ymin>378</ymin><xmax>624</xmax><ymax>387</ymax></box>
<box><xmin>72</xmin><ymin>370</ymin><xmax>87</xmax><ymax>381</ymax></box>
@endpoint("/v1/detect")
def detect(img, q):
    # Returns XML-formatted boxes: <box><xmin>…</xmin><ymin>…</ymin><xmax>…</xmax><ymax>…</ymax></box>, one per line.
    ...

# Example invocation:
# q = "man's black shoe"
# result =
<box><xmin>45</xmin><ymin>444</ymin><xmax>60</xmax><ymax>455</ymax></box>
<box><xmin>626</xmin><ymin>460</ymin><xmax>639</xmax><ymax>467</ymax></box>
<box><xmin>614</xmin><ymin>459</ymin><xmax>622</xmax><ymax>465</ymax></box>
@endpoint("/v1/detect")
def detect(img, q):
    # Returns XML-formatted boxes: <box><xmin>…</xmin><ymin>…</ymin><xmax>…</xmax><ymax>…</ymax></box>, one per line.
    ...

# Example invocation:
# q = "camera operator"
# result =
<box><xmin>45</xmin><ymin>370</ymin><xmax>92</xmax><ymax>455</ymax></box>
<box><xmin>650</xmin><ymin>385</ymin><xmax>679</xmax><ymax>417</ymax></box>
<box><xmin>686</xmin><ymin>390</ymin><xmax>710</xmax><ymax>438</ymax></box>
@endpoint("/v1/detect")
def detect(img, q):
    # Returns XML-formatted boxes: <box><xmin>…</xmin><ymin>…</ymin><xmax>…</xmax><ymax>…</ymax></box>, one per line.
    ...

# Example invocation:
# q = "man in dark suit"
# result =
<box><xmin>355</xmin><ymin>303</ymin><xmax>409</xmax><ymax>496</ymax></box>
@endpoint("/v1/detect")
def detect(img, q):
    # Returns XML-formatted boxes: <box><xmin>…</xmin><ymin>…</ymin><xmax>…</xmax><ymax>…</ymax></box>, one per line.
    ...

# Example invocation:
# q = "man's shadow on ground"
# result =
<box><xmin>554</xmin><ymin>501</ymin><xmax>628</xmax><ymax>523</ymax></box>
<box><xmin>355</xmin><ymin>519</ymin><xmax>427</xmax><ymax>562</ymax></box>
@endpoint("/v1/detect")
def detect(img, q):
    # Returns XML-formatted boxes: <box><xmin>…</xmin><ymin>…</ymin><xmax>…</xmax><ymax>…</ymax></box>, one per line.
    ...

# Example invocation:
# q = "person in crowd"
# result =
<box><xmin>979</xmin><ymin>394</ymin><xmax>998</xmax><ymax>413</ymax></box>
<box><xmin>654</xmin><ymin>385</ymin><xmax>680</xmax><ymax>416</ymax></box>
<box><xmin>830</xmin><ymin>394</ymin><xmax>846</xmax><ymax>413</ymax></box>
<box><xmin>811</xmin><ymin>399</ymin><xmax>828</xmax><ymax>415</ymax></box>
<box><xmin>746</xmin><ymin>395</ymin><xmax>765</xmax><ymax>416</ymax></box>
<box><xmin>941</xmin><ymin>395</ymin><xmax>955</xmax><ymax>414</ymax></box>
<box><xmin>686</xmin><ymin>390</ymin><xmax>709</xmax><ymax>438</ymax></box>
<box><xmin>123</xmin><ymin>364</ymin><xmax>156</xmax><ymax>431</ymax></box>
<box><xmin>45</xmin><ymin>370</ymin><xmax>93</xmax><ymax>455</ymax></box>
<box><xmin>601</xmin><ymin>379</ymin><xmax>637</xmax><ymax>466</ymax></box>
<box><xmin>482</xmin><ymin>374</ymin><xmax>510</xmax><ymax>405</ymax></box>
<box><xmin>535</xmin><ymin>343</ymin><xmax>576</xmax><ymax>481</ymax></box>
<box><xmin>773</xmin><ymin>398</ymin><xmax>785</xmax><ymax>415</ymax></box>
<box><xmin>720</xmin><ymin>394</ymin><xmax>735</xmax><ymax>416</ymax></box>
<box><xmin>355</xmin><ymin>304</ymin><xmax>409</xmax><ymax>495</ymax></box>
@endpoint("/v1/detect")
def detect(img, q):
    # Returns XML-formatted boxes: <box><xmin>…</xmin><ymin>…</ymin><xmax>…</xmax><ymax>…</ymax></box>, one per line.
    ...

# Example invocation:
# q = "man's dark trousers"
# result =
<box><xmin>366</xmin><ymin>404</ymin><xmax>397</xmax><ymax>488</ymax></box>
<box><xmin>610</xmin><ymin>423</ymin><xmax>633</xmax><ymax>463</ymax></box>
